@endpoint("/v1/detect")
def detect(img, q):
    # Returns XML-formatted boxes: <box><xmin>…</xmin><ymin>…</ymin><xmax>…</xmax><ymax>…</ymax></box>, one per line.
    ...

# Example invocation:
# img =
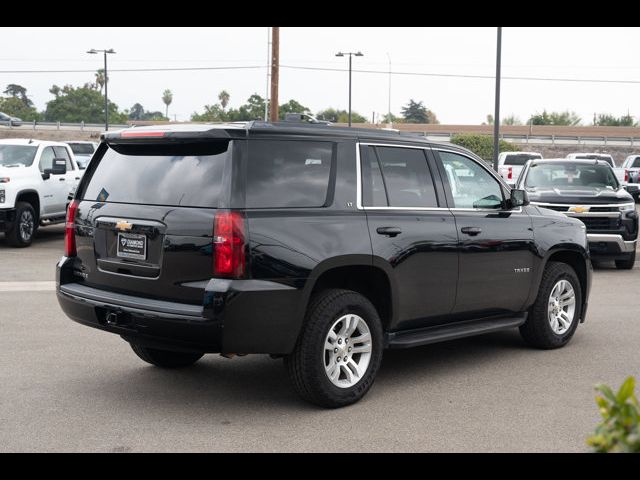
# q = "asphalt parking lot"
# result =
<box><xmin>1</xmin><ymin>223</ymin><xmax>639</xmax><ymax>452</ymax></box>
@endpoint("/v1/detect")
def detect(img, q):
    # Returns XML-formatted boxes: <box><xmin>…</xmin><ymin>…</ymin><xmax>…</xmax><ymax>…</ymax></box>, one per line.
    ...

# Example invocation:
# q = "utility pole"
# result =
<box><xmin>387</xmin><ymin>52</ymin><xmax>392</xmax><ymax>127</ymax></box>
<box><xmin>269</xmin><ymin>27</ymin><xmax>280</xmax><ymax>122</ymax></box>
<box><xmin>264</xmin><ymin>27</ymin><xmax>271</xmax><ymax>121</ymax></box>
<box><xmin>492</xmin><ymin>27</ymin><xmax>502</xmax><ymax>172</ymax></box>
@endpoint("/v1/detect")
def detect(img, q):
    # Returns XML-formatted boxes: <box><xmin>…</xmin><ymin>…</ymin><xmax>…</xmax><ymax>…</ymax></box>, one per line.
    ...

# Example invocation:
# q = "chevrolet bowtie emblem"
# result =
<box><xmin>569</xmin><ymin>206</ymin><xmax>589</xmax><ymax>213</ymax></box>
<box><xmin>115</xmin><ymin>220</ymin><xmax>133</xmax><ymax>231</ymax></box>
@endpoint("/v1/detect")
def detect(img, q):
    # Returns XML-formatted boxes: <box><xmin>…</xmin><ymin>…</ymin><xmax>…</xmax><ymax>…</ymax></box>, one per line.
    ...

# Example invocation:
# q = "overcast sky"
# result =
<box><xmin>2</xmin><ymin>27</ymin><xmax>640</xmax><ymax>124</ymax></box>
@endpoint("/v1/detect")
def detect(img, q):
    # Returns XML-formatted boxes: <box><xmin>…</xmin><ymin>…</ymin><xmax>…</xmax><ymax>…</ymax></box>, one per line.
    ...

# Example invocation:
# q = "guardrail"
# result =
<box><xmin>4</xmin><ymin>121</ymin><xmax>640</xmax><ymax>148</ymax></box>
<box><xmin>1</xmin><ymin>121</ymin><xmax>129</xmax><ymax>133</ymax></box>
<box><xmin>415</xmin><ymin>132</ymin><xmax>640</xmax><ymax>147</ymax></box>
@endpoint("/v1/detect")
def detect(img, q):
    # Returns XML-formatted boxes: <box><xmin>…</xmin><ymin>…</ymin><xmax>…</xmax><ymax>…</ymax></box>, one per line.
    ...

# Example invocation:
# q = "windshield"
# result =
<box><xmin>0</xmin><ymin>145</ymin><xmax>38</xmax><ymax>167</ymax></box>
<box><xmin>503</xmin><ymin>153</ymin><xmax>542</xmax><ymax>166</ymax></box>
<box><xmin>68</xmin><ymin>143</ymin><xmax>94</xmax><ymax>155</ymax></box>
<box><xmin>526</xmin><ymin>163</ymin><xmax>619</xmax><ymax>189</ymax></box>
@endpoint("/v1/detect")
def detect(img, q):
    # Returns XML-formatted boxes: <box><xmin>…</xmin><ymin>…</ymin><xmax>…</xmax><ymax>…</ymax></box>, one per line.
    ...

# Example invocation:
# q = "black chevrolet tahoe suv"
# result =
<box><xmin>57</xmin><ymin>123</ymin><xmax>592</xmax><ymax>408</ymax></box>
<box><xmin>515</xmin><ymin>158</ymin><xmax>638</xmax><ymax>269</ymax></box>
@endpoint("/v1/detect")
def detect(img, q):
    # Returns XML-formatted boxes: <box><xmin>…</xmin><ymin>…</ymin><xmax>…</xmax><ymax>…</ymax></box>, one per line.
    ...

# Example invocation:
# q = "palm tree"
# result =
<box><xmin>218</xmin><ymin>90</ymin><xmax>230</xmax><ymax>111</ymax></box>
<box><xmin>162</xmin><ymin>89</ymin><xmax>173</xmax><ymax>119</ymax></box>
<box><xmin>95</xmin><ymin>69</ymin><xmax>106</xmax><ymax>93</ymax></box>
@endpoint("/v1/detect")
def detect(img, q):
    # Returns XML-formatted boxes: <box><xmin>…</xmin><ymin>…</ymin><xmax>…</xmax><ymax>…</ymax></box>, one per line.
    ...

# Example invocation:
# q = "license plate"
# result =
<box><xmin>117</xmin><ymin>232</ymin><xmax>147</xmax><ymax>260</ymax></box>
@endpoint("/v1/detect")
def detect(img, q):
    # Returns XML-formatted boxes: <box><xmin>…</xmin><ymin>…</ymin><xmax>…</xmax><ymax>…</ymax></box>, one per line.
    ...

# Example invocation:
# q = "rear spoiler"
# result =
<box><xmin>101</xmin><ymin>126</ymin><xmax>247</xmax><ymax>144</ymax></box>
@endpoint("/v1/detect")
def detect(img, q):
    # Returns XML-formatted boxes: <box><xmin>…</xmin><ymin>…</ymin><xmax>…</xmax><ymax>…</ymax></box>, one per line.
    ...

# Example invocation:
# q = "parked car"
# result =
<box><xmin>0</xmin><ymin>138</ymin><xmax>82</xmax><ymax>246</ymax></box>
<box><xmin>620</xmin><ymin>155</ymin><xmax>640</xmax><ymax>201</ymax></box>
<box><xmin>565</xmin><ymin>153</ymin><xmax>632</xmax><ymax>193</ymax></box>
<box><xmin>0</xmin><ymin>112</ymin><xmax>22</xmax><ymax>127</ymax></box>
<box><xmin>64</xmin><ymin>141</ymin><xmax>98</xmax><ymax>169</ymax></box>
<box><xmin>57</xmin><ymin>123</ymin><xmax>592</xmax><ymax>407</ymax></box>
<box><xmin>497</xmin><ymin>151</ymin><xmax>542</xmax><ymax>186</ymax></box>
<box><xmin>516</xmin><ymin>158</ymin><xmax>638</xmax><ymax>269</ymax></box>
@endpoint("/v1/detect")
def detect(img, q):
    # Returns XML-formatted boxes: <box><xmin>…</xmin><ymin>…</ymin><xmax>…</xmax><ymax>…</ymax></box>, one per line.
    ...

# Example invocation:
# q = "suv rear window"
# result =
<box><xmin>503</xmin><ymin>153</ymin><xmax>542</xmax><ymax>166</ymax></box>
<box><xmin>82</xmin><ymin>142</ymin><xmax>230</xmax><ymax>208</ymax></box>
<box><xmin>246</xmin><ymin>140</ymin><xmax>333</xmax><ymax>208</ymax></box>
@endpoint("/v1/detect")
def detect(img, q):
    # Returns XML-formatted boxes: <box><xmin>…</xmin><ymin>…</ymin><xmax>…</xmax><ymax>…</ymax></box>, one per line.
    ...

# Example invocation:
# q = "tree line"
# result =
<box><xmin>0</xmin><ymin>73</ymin><xmax>637</xmax><ymax>127</ymax></box>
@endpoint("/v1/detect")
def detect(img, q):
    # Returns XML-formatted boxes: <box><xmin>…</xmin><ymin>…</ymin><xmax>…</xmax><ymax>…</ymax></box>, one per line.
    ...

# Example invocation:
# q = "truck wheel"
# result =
<box><xmin>615</xmin><ymin>250</ymin><xmax>636</xmax><ymax>270</ymax></box>
<box><xmin>285</xmin><ymin>289</ymin><xmax>383</xmax><ymax>408</ymax></box>
<box><xmin>130</xmin><ymin>343</ymin><xmax>203</xmax><ymax>368</ymax></box>
<box><xmin>520</xmin><ymin>261</ymin><xmax>582</xmax><ymax>349</ymax></box>
<box><xmin>6</xmin><ymin>202</ymin><xmax>36</xmax><ymax>247</ymax></box>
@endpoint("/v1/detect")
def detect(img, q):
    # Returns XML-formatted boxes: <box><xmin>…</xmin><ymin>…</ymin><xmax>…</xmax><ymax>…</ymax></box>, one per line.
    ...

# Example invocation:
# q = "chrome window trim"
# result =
<box><xmin>530</xmin><ymin>202</ymin><xmax>631</xmax><ymax>208</ymax></box>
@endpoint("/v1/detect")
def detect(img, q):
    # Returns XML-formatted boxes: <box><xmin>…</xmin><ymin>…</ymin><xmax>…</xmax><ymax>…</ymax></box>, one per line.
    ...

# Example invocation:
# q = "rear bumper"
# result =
<box><xmin>587</xmin><ymin>233</ymin><xmax>636</xmax><ymax>258</ymax></box>
<box><xmin>0</xmin><ymin>208</ymin><xmax>16</xmax><ymax>233</ymax></box>
<box><xmin>56</xmin><ymin>257</ymin><xmax>303</xmax><ymax>354</ymax></box>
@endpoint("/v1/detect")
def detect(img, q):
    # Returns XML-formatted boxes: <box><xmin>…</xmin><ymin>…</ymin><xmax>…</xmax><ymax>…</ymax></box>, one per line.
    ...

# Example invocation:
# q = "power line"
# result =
<box><xmin>2</xmin><ymin>63</ymin><xmax>640</xmax><ymax>85</ymax></box>
<box><xmin>0</xmin><ymin>65</ymin><xmax>264</xmax><ymax>74</ymax></box>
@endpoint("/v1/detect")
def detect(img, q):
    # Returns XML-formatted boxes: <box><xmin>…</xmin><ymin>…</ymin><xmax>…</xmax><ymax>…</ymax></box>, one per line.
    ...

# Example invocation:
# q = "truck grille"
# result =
<box><xmin>577</xmin><ymin>216</ymin><xmax>620</xmax><ymax>231</ymax></box>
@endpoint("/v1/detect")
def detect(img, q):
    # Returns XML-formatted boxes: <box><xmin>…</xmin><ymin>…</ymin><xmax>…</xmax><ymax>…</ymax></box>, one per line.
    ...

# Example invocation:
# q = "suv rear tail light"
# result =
<box><xmin>65</xmin><ymin>200</ymin><xmax>80</xmax><ymax>257</ymax></box>
<box><xmin>625</xmin><ymin>169</ymin><xmax>630</xmax><ymax>183</ymax></box>
<box><xmin>507</xmin><ymin>167</ymin><xmax>513</xmax><ymax>180</ymax></box>
<box><xmin>213</xmin><ymin>211</ymin><xmax>246</xmax><ymax>278</ymax></box>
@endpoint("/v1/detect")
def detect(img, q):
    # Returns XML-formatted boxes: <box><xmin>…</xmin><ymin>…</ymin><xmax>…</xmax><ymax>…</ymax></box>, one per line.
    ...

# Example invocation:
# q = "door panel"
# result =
<box><xmin>38</xmin><ymin>146</ymin><xmax>67</xmax><ymax>215</ymax></box>
<box><xmin>360</xmin><ymin>144</ymin><xmax>458</xmax><ymax>331</ymax></box>
<box><xmin>435</xmin><ymin>150</ymin><xmax>535</xmax><ymax>317</ymax></box>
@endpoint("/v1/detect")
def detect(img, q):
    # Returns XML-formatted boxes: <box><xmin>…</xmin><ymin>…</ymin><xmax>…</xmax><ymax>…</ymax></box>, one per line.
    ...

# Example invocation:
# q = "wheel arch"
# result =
<box><xmin>299</xmin><ymin>255</ymin><xmax>398</xmax><ymax>333</ymax></box>
<box><xmin>15</xmin><ymin>189</ymin><xmax>41</xmax><ymax>224</ymax></box>
<box><xmin>528</xmin><ymin>245</ymin><xmax>590</xmax><ymax>321</ymax></box>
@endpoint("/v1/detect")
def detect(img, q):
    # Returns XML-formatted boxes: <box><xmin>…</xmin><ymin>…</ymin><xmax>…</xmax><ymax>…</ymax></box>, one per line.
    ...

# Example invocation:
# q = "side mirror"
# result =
<box><xmin>509</xmin><ymin>189</ymin><xmax>529</xmax><ymax>208</ymax></box>
<box><xmin>51</xmin><ymin>158</ymin><xmax>67</xmax><ymax>175</ymax></box>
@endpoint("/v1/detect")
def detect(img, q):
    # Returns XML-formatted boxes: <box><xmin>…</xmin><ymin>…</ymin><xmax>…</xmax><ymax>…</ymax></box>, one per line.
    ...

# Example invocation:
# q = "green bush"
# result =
<box><xmin>587</xmin><ymin>377</ymin><xmax>640</xmax><ymax>453</ymax></box>
<box><xmin>450</xmin><ymin>133</ymin><xmax>519</xmax><ymax>164</ymax></box>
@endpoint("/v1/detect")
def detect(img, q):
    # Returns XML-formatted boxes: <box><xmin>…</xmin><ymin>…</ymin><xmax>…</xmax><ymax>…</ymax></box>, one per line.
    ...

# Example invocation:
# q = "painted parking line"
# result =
<box><xmin>0</xmin><ymin>281</ymin><xmax>56</xmax><ymax>292</ymax></box>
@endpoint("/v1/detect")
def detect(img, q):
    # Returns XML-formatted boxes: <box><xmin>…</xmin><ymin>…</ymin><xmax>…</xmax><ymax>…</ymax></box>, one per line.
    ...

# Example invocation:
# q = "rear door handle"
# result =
<box><xmin>58</xmin><ymin>178</ymin><xmax>66</xmax><ymax>182</ymax></box>
<box><xmin>461</xmin><ymin>226</ymin><xmax>482</xmax><ymax>236</ymax></box>
<box><xmin>376</xmin><ymin>226</ymin><xmax>402</xmax><ymax>237</ymax></box>
<box><xmin>75</xmin><ymin>177</ymin><xmax>80</xmax><ymax>180</ymax></box>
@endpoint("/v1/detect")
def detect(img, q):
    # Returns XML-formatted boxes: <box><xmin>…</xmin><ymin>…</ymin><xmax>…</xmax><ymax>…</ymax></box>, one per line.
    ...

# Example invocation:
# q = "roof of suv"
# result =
<box><xmin>102</xmin><ymin>121</ymin><xmax>454</xmax><ymax>148</ymax></box>
<box><xmin>530</xmin><ymin>158</ymin><xmax>613</xmax><ymax>166</ymax></box>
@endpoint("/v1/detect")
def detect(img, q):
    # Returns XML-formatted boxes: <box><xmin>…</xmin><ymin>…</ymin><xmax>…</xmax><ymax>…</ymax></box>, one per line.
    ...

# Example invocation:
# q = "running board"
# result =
<box><xmin>386</xmin><ymin>313</ymin><xmax>527</xmax><ymax>349</ymax></box>
<box><xmin>40</xmin><ymin>216</ymin><xmax>65</xmax><ymax>226</ymax></box>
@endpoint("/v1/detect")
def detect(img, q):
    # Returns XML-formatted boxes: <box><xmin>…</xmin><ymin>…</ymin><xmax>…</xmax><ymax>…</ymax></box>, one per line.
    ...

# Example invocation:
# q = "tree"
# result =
<box><xmin>3</xmin><ymin>84</ymin><xmax>32</xmax><ymax>107</ymax></box>
<box><xmin>129</xmin><ymin>103</ymin><xmax>145</xmax><ymax>120</ymax></box>
<box><xmin>278</xmin><ymin>99</ymin><xmax>310</xmax><ymax>119</ymax></box>
<box><xmin>191</xmin><ymin>104</ymin><xmax>225</xmax><ymax>122</ymax></box>
<box><xmin>317</xmin><ymin>107</ymin><xmax>367</xmax><ymax>124</ymax></box>
<box><xmin>528</xmin><ymin>110</ymin><xmax>581</xmax><ymax>126</ymax></box>
<box><xmin>162</xmin><ymin>89</ymin><xmax>173</xmax><ymax>118</ymax></box>
<box><xmin>450</xmin><ymin>133</ymin><xmax>519</xmax><ymax>164</ymax></box>
<box><xmin>401</xmin><ymin>99</ymin><xmax>438</xmax><ymax>124</ymax></box>
<box><xmin>380</xmin><ymin>112</ymin><xmax>403</xmax><ymax>124</ymax></box>
<box><xmin>218</xmin><ymin>90</ymin><xmax>230</xmax><ymax>111</ymax></box>
<box><xmin>502</xmin><ymin>115</ymin><xmax>522</xmax><ymax>126</ymax></box>
<box><xmin>483</xmin><ymin>114</ymin><xmax>494</xmax><ymax>125</ymax></box>
<box><xmin>44</xmin><ymin>84</ymin><xmax>127</xmax><ymax>123</ymax></box>
<box><xmin>594</xmin><ymin>113</ymin><xmax>636</xmax><ymax>127</ymax></box>
<box><xmin>94</xmin><ymin>69</ymin><xmax>106</xmax><ymax>93</ymax></box>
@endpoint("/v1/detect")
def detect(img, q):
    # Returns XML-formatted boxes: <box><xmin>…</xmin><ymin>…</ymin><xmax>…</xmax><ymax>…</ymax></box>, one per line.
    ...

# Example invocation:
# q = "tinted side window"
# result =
<box><xmin>375</xmin><ymin>146</ymin><xmax>437</xmax><ymax>207</ymax></box>
<box><xmin>53</xmin><ymin>146</ymin><xmax>73</xmax><ymax>170</ymax></box>
<box><xmin>360</xmin><ymin>146</ymin><xmax>388</xmax><ymax>206</ymax></box>
<box><xmin>246</xmin><ymin>140</ymin><xmax>333</xmax><ymax>208</ymax></box>
<box><xmin>38</xmin><ymin>147</ymin><xmax>55</xmax><ymax>172</ymax></box>
<box><xmin>439</xmin><ymin>151</ymin><xmax>504</xmax><ymax>209</ymax></box>
<box><xmin>633</xmin><ymin>158</ymin><xmax>640</xmax><ymax>168</ymax></box>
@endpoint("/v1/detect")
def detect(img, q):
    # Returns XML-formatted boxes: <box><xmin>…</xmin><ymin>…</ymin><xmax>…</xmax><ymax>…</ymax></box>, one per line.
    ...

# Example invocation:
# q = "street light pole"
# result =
<box><xmin>87</xmin><ymin>48</ymin><xmax>116</xmax><ymax>131</ymax></box>
<box><xmin>493</xmin><ymin>28</ymin><xmax>502</xmax><ymax>172</ymax></box>
<box><xmin>335</xmin><ymin>51</ymin><xmax>363</xmax><ymax>127</ymax></box>
<box><xmin>387</xmin><ymin>52</ymin><xmax>392</xmax><ymax>127</ymax></box>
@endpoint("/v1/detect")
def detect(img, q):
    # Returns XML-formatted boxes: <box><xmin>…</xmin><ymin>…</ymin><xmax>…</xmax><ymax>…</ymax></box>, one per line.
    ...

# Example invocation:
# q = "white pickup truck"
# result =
<box><xmin>621</xmin><ymin>155</ymin><xmax>640</xmax><ymax>201</ymax></box>
<box><xmin>0</xmin><ymin>138</ymin><xmax>82</xmax><ymax>247</ymax></box>
<box><xmin>497</xmin><ymin>151</ymin><xmax>543</xmax><ymax>186</ymax></box>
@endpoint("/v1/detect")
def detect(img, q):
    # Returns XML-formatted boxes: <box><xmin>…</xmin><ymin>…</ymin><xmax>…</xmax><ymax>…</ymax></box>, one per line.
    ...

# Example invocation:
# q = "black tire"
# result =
<box><xmin>284</xmin><ymin>289</ymin><xmax>384</xmax><ymax>408</ymax></box>
<box><xmin>6</xmin><ymin>201</ymin><xmax>36</xmax><ymax>247</ymax></box>
<box><xmin>520</xmin><ymin>261</ymin><xmax>582</xmax><ymax>349</ymax></box>
<box><xmin>615</xmin><ymin>250</ymin><xmax>636</xmax><ymax>270</ymax></box>
<box><xmin>130</xmin><ymin>343</ymin><xmax>203</xmax><ymax>368</ymax></box>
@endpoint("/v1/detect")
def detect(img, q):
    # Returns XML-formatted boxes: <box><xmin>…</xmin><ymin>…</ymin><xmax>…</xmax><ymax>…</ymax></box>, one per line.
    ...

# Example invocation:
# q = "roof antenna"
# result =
<box><xmin>28</xmin><ymin>139</ymin><xmax>34</xmax><ymax>144</ymax></box>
